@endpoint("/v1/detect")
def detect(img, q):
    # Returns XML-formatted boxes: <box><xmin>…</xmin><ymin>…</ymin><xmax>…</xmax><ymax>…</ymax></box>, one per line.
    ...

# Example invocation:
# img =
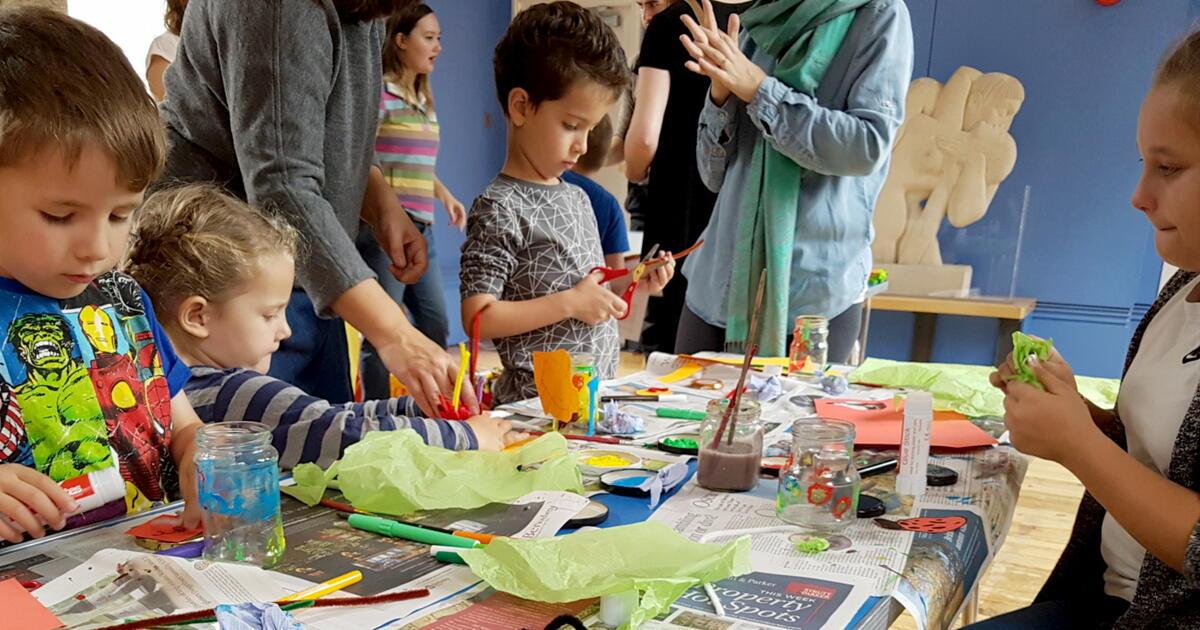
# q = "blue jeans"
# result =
<box><xmin>356</xmin><ymin>222</ymin><xmax>450</xmax><ymax>399</ymax></box>
<box><xmin>267</xmin><ymin>289</ymin><xmax>352</xmax><ymax>403</ymax></box>
<box><xmin>963</xmin><ymin>595</ymin><xmax>1127</xmax><ymax>629</ymax></box>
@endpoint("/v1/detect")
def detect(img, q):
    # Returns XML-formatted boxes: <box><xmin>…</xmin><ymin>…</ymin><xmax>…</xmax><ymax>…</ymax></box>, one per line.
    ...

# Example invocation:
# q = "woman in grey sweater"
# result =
<box><xmin>154</xmin><ymin>0</ymin><xmax>472</xmax><ymax>415</ymax></box>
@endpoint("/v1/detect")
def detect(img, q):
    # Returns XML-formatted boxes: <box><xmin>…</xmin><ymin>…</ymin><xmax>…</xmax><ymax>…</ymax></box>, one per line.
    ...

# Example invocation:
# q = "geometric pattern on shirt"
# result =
<box><xmin>460</xmin><ymin>176</ymin><xmax>619</xmax><ymax>404</ymax></box>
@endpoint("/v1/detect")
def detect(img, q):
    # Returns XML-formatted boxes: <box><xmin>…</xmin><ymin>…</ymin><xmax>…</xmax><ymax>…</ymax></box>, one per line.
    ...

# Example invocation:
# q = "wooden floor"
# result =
<box><xmin>482</xmin><ymin>350</ymin><xmax>1085</xmax><ymax>627</ymax></box>
<box><xmin>894</xmin><ymin>456</ymin><xmax>1083</xmax><ymax>628</ymax></box>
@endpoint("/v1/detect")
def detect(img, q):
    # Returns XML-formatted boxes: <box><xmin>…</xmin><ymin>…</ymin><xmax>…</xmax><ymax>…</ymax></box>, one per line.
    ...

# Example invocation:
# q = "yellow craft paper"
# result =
<box><xmin>533</xmin><ymin>350</ymin><xmax>582</xmax><ymax>422</ymax></box>
<box><xmin>659</xmin><ymin>362</ymin><xmax>703</xmax><ymax>383</ymax></box>
<box><xmin>678</xmin><ymin>354</ymin><xmax>790</xmax><ymax>371</ymax></box>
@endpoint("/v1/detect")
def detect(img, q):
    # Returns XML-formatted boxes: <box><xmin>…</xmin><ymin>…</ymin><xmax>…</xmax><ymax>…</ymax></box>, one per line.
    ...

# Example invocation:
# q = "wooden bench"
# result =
<box><xmin>866</xmin><ymin>294</ymin><xmax>1038</xmax><ymax>364</ymax></box>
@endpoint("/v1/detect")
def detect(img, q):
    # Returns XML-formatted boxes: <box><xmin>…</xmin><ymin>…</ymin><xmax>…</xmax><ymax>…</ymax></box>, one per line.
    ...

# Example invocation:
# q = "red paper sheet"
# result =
<box><xmin>814</xmin><ymin>398</ymin><xmax>997</xmax><ymax>449</ymax></box>
<box><xmin>0</xmin><ymin>578</ymin><xmax>62</xmax><ymax>630</ymax></box>
<box><xmin>125</xmin><ymin>514</ymin><xmax>203</xmax><ymax>543</ymax></box>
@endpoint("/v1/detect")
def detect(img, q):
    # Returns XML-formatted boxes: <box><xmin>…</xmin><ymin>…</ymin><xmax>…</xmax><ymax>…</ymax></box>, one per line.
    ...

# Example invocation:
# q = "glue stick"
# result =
<box><xmin>599</xmin><ymin>590</ymin><xmax>638</xmax><ymax>628</ymax></box>
<box><xmin>61</xmin><ymin>464</ymin><xmax>126</xmax><ymax>513</ymax></box>
<box><xmin>897</xmin><ymin>391</ymin><xmax>932</xmax><ymax>497</ymax></box>
<box><xmin>0</xmin><ymin>463</ymin><xmax>125</xmax><ymax>533</ymax></box>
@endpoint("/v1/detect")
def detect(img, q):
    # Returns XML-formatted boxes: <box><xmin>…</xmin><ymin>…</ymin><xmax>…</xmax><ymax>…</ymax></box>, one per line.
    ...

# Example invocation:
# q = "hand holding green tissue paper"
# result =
<box><xmin>1010</xmin><ymin>332</ymin><xmax>1054</xmax><ymax>389</ymax></box>
<box><xmin>284</xmin><ymin>430</ymin><xmax>584</xmax><ymax>514</ymax></box>
<box><xmin>458</xmin><ymin>521</ymin><xmax>751</xmax><ymax>629</ymax></box>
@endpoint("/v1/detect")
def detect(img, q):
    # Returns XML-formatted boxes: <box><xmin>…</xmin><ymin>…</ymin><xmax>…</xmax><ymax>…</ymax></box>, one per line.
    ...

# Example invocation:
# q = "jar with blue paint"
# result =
<box><xmin>195</xmin><ymin>422</ymin><xmax>285</xmax><ymax>567</ymax></box>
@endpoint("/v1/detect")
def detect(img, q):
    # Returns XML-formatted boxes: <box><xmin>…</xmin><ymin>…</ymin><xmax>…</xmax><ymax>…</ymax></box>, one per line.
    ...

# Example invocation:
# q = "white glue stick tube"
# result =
<box><xmin>1</xmin><ymin>464</ymin><xmax>125</xmax><ymax>533</ymax></box>
<box><xmin>897</xmin><ymin>391</ymin><xmax>932</xmax><ymax>497</ymax></box>
<box><xmin>600</xmin><ymin>590</ymin><xmax>639</xmax><ymax>628</ymax></box>
<box><xmin>62</xmin><ymin>465</ymin><xmax>126</xmax><ymax>513</ymax></box>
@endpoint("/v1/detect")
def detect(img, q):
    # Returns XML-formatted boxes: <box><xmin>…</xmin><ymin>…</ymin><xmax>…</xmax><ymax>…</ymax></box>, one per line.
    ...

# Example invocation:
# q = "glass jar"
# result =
<box><xmin>195</xmin><ymin>422</ymin><xmax>285</xmax><ymax>567</ymax></box>
<box><xmin>777</xmin><ymin>419</ymin><xmax>860</xmax><ymax>531</ymax></box>
<box><xmin>572</xmin><ymin>353</ymin><xmax>599</xmax><ymax>431</ymax></box>
<box><xmin>697</xmin><ymin>399</ymin><xmax>763</xmax><ymax>492</ymax></box>
<box><xmin>789</xmin><ymin>316</ymin><xmax>829</xmax><ymax>375</ymax></box>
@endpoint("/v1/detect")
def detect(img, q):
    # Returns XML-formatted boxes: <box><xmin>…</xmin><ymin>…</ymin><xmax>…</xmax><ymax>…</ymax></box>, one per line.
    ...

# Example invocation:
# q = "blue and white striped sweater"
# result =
<box><xmin>184</xmin><ymin>366</ymin><xmax>477</xmax><ymax>469</ymax></box>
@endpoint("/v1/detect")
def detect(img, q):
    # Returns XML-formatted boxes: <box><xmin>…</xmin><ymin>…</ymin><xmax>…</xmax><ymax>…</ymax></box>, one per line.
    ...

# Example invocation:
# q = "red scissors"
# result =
<box><xmin>588</xmin><ymin>239</ymin><xmax>704</xmax><ymax>321</ymax></box>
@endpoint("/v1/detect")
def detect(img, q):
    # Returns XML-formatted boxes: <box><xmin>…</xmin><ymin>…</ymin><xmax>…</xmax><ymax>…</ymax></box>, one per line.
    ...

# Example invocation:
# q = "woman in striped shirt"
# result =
<box><xmin>358</xmin><ymin>2</ymin><xmax>465</xmax><ymax>399</ymax></box>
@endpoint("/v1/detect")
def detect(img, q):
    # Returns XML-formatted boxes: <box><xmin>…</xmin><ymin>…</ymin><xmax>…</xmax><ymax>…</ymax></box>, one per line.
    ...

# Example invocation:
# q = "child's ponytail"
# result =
<box><xmin>124</xmin><ymin>184</ymin><xmax>299</xmax><ymax>317</ymax></box>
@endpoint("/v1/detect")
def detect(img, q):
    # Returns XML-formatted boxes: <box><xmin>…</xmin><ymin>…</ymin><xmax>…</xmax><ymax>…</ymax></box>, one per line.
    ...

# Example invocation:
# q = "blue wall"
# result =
<box><xmin>866</xmin><ymin>0</ymin><xmax>1198</xmax><ymax>377</ymax></box>
<box><xmin>421</xmin><ymin>0</ymin><xmax>1197</xmax><ymax>377</ymax></box>
<box><xmin>424</xmin><ymin>0</ymin><xmax>510</xmax><ymax>345</ymax></box>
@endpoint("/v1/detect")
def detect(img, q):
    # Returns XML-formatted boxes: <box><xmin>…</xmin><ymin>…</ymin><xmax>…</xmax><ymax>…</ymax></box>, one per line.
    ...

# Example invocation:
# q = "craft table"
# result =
<box><xmin>0</xmin><ymin>358</ymin><xmax>1027</xmax><ymax>630</ymax></box>
<box><xmin>0</xmin><ymin>461</ymin><xmax>1016</xmax><ymax>630</ymax></box>
<box><xmin>867</xmin><ymin>294</ymin><xmax>1038</xmax><ymax>365</ymax></box>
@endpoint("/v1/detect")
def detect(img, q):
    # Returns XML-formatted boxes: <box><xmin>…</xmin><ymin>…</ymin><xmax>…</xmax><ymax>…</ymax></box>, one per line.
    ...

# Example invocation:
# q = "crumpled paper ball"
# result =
<box><xmin>598</xmin><ymin>401</ymin><xmax>644</xmax><ymax>436</ymax></box>
<box><xmin>820</xmin><ymin>373</ymin><xmax>848</xmax><ymax>396</ymax></box>
<box><xmin>747</xmin><ymin>375</ymin><xmax>783</xmax><ymax>402</ymax></box>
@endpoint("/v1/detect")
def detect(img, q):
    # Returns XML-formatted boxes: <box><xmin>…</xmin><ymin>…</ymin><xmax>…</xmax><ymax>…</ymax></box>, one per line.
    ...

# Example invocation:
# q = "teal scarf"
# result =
<box><xmin>725</xmin><ymin>0</ymin><xmax>869</xmax><ymax>356</ymax></box>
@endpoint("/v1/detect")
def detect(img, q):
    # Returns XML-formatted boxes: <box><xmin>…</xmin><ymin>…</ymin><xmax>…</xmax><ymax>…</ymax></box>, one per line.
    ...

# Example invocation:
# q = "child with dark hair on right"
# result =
<box><xmin>460</xmin><ymin>1</ymin><xmax>675</xmax><ymax>404</ymax></box>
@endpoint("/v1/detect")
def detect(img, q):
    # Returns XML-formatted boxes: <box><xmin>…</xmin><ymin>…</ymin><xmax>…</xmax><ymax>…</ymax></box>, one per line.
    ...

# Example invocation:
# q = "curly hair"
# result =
<box><xmin>493</xmin><ymin>1</ymin><xmax>630</xmax><ymax>115</ymax></box>
<box><xmin>124</xmin><ymin>185</ymin><xmax>299</xmax><ymax>318</ymax></box>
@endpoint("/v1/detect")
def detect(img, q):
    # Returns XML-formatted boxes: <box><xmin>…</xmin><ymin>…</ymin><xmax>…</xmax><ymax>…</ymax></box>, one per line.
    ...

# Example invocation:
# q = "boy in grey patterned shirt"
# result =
<box><xmin>461</xmin><ymin>2</ymin><xmax>675</xmax><ymax>404</ymax></box>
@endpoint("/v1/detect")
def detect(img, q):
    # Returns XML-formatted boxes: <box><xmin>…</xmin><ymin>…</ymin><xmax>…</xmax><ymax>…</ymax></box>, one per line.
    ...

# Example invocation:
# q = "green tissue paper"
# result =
<box><xmin>283</xmin><ymin>430</ymin><xmax>584</xmax><ymax>515</ymax></box>
<box><xmin>1010</xmin><ymin>331</ymin><xmax>1054</xmax><ymax>389</ymax></box>
<box><xmin>458</xmin><ymin>521</ymin><xmax>751</xmax><ymax>629</ymax></box>
<box><xmin>849</xmin><ymin>357</ymin><xmax>1118</xmax><ymax>418</ymax></box>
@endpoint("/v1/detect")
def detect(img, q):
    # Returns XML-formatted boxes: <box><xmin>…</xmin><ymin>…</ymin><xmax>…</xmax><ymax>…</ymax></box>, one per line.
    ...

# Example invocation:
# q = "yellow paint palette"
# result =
<box><xmin>577</xmin><ymin>449</ymin><xmax>642</xmax><ymax>476</ymax></box>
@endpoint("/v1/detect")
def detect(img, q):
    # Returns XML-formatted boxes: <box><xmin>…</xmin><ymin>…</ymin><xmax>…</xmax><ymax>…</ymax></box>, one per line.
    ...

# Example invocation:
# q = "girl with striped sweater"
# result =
<box><xmin>125</xmin><ymin>185</ymin><xmax>523</xmax><ymax>470</ymax></box>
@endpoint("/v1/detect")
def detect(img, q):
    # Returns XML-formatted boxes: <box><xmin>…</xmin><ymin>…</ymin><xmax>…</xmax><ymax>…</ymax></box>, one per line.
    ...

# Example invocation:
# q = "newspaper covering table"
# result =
<box><xmin>0</xmin><ymin>353</ymin><xmax>1025</xmax><ymax>630</ymax></box>
<box><xmin>493</xmin><ymin>353</ymin><xmax>1028</xmax><ymax>629</ymax></box>
<box><xmin>0</xmin><ymin>491</ymin><xmax>588</xmax><ymax>629</ymax></box>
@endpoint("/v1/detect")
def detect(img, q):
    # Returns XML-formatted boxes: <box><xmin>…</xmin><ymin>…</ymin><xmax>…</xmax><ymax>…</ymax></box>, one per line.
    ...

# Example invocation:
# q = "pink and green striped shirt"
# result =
<box><xmin>376</xmin><ymin>83</ymin><xmax>440</xmax><ymax>224</ymax></box>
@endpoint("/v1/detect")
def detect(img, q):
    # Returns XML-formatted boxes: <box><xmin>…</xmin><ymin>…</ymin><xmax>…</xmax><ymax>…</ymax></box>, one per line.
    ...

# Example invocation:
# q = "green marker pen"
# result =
<box><xmin>656</xmin><ymin>407</ymin><xmax>706</xmax><ymax>421</ymax></box>
<box><xmin>347</xmin><ymin>514</ymin><xmax>481</xmax><ymax>549</ymax></box>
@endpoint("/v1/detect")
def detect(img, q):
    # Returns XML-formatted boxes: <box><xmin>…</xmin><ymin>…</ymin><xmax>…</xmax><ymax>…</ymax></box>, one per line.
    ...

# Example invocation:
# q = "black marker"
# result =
<box><xmin>858</xmin><ymin>458</ymin><xmax>898</xmax><ymax>478</ymax></box>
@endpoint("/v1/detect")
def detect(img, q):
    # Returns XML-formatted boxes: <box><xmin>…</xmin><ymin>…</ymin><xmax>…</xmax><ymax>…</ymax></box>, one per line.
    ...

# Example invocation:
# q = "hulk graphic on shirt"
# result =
<box><xmin>7</xmin><ymin>313</ymin><xmax>113</xmax><ymax>480</ymax></box>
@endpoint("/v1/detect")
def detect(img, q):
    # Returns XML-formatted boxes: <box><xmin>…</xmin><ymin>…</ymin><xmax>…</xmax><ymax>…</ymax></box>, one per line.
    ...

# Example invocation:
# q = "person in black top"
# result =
<box><xmin>624</xmin><ymin>0</ymin><xmax>750</xmax><ymax>354</ymax></box>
